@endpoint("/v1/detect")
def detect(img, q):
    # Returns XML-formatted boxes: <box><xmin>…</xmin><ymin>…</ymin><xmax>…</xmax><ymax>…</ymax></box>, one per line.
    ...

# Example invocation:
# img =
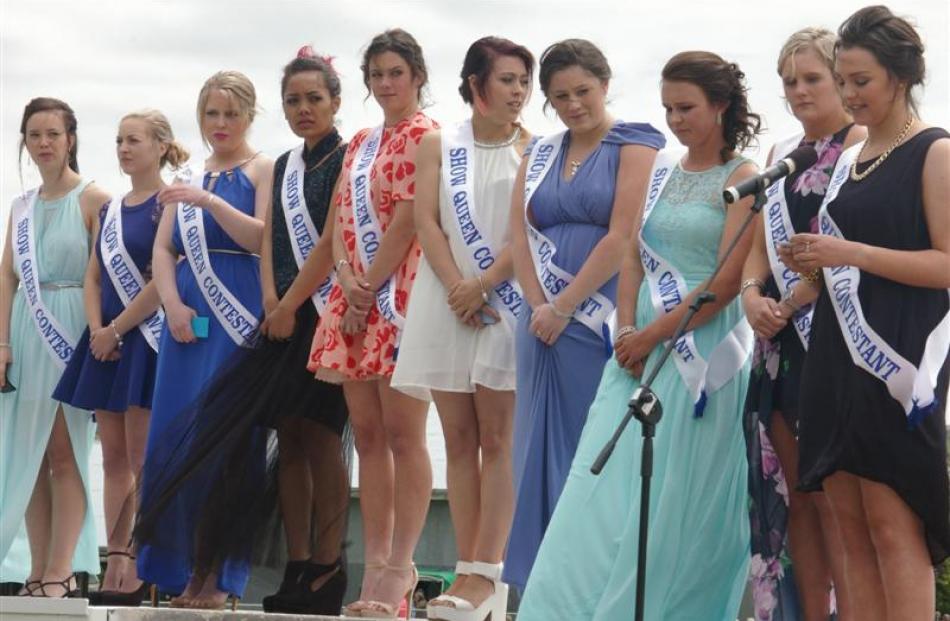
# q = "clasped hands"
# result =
<box><xmin>447</xmin><ymin>277</ymin><xmax>500</xmax><ymax>329</ymax></box>
<box><xmin>778</xmin><ymin>232</ymin><xmax>857</xmax><ymax>274</ymax></box>
<box><xmin>339</xmin><ymin>268</ymin><xmax>375</xmax><ymax>335</ymax></box>
<box><xmin>614</xmin><ymin>328</ymin><xmax>658</xmax><ymax>379</ymax></box>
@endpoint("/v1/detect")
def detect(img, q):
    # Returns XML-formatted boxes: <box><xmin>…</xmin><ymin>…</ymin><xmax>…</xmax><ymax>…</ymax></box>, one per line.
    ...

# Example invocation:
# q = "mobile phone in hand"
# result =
<box><xmin>191</xmin><ymin>316</ymin><xmax>210</xmax><ymax>339</ymax></box>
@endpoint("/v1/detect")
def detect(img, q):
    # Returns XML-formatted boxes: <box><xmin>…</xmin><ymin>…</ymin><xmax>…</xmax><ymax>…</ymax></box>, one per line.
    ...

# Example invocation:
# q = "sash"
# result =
<box><xmin>639</xmin><ymin>151</ymin><xmax>755</xmax><ymax>416</ymax></box>
<box><xmin>175</xmin><ymin>167</ymin><xmax>258</xmax><ymax>347</ymax></box>
<box><xmin>350</xmin><ymin>126</ymin><xmax>405</xmax><ymax>337</ymax></box>
<box><xmin>280</xmin><ymin>144</ymin><xmax>335</xmax><ymax>315</ymax></box>
<box><xmin>10</xmin><ymin>189</ymin><xmax>77</xmax><ymax>368</ymax></box>
<box><xmin>763</xmin><ymin>133</ymin><xmax>814</xmax><ymax>348</ymax></box>
<box><xmin>818</xmin><ymin>142</ymin><xmax>950</xmax><ymax>424</ymax></box>
<box><xmin>100</xmin><ymin>196</ymin><xmax>164</xmax><ymax>352</ymax></box>
<box><xmin>441</xmin><ymin>120</ymin><xmax>524</xmax><ymax>326</ymax></box>
<box><xmin>522</xmin><ymin>132</ymin><xmax>614</xmax><ymax>350</ymax></box>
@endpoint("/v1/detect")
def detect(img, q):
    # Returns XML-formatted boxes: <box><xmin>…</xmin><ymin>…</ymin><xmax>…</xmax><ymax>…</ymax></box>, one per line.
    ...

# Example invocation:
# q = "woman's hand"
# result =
<box><xmin>89</xmin><ymin>326</ymin><xmax>122</xmax><ymax>361</ymax></box>
<box><xmin>529</xmin><ymin>303</ymin><xmax>570</xmax><ymax>346</ymax></box>
<box><xmin>260</xmin><ymin>303</ymin><xmax>296</xmax><ymax>341</ymax></box>
<box><xmin>0</xmin><ymin>346</ymin><xmax>12</xmax><ymax>390</ymax></box>
<box><xmin>614</xmin><ymin>328</ymin><xmax>657</xmax><ymax>371</ymax></box>
<box><xmin>340</xmin><ymin>305</ymin><xmax>367</xmax><ymax>336</ymax></box>
<box><xmin>157</xmin><ymin>183</ymin><xmax>213</xmax><ymax>209</ymax></box>
<box><xmin>742</xmin><ymin>291</ymin><xmax>788</xmax><ymax>340</ymax></box>
<box><xmin>447</xmin><ymin>278</ymin><xmax>486</xmax><ymax>323</ymax></box>
<box><xmin>789</xmin><ymin>233</ymin><xmax>861</xmax><ymax>271</ymax></box>
<box><xmin>167</xmin><ymin>302</ymin><xmax>197</xmax><ymax>344</ymax></box>
<box><xmin>340</xmin><ymin>269</ymin><xmax>374</xmax><ymax>316</ymax></box>
<box><xmin>777</xmin><ymin>242</ymin><xmax>809</xmax><ymax>274</ymax></box>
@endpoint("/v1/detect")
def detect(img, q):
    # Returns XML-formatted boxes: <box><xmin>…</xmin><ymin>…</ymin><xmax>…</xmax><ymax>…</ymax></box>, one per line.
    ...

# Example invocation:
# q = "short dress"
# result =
<box><xmin>308</xmin><ymin>111</ymin><xmax>438</xmax><ymax>382</ymax></box>
<box><xmin>53</xmin><ymin>194</ymin><xmax>162</xmax><ymax>412</ymax></box>
<box><xmin>798</xmin><ymin>127</ymin><xmax>950</xmax><ymax>566</ymax></box>
<box><xmin>391</xmin><ymin>127</ymin><xmax>521</xmax><ymax>400</ymax></box>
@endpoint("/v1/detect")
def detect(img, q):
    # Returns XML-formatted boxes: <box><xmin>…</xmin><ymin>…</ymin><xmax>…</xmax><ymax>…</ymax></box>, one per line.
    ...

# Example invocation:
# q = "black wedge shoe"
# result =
<box><xmin>262</xmin><ymin>557</ymin><xmax>346</xmax><ymax>615</ymax></box>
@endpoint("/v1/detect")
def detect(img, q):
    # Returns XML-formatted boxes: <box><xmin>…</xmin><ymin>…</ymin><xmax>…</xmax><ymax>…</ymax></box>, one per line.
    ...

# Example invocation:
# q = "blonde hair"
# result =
<box><xmin>777</xmin><ymin>27</ymin><xmax>837</xmax><ymax>79</ymax></box>
<box><xmin>121</xmin><ymin>109</ymin><xmax>189</xmax><ymax>170</ymax></box>
<box><xmin>196</xmin><ymin>70</ymin><xmax>258</xmax><ymax>147</ymax></box>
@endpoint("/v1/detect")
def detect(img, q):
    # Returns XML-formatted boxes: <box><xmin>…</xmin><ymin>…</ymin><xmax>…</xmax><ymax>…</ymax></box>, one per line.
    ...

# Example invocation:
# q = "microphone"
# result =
<box><xmin>722</xmin><ymin>145</ymin><xmax>818</xmax><ymax>204</ymax></box>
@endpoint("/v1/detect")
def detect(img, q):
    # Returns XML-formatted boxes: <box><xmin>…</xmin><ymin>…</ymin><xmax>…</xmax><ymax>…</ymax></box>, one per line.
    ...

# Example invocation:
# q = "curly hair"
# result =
<box><xmin>662</xmin><ymin>51</ymin><xmax>763</xmax><ymax>163</ymax></box>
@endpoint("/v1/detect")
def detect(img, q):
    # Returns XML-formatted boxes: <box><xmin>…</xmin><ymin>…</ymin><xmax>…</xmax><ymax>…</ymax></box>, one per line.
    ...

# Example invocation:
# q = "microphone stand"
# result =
<box><xmin>590</xmin><ymin>187</ymin><xmax>768</xmax><ymax>621</ymax></box>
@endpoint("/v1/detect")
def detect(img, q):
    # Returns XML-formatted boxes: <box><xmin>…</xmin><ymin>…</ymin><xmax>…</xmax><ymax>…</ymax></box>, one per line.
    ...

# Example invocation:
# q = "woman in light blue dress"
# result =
<box><xmin>0</xmin><ymin>98</ymin><xmax>110</xmax><ymax>596</ymax></box>
<box><xmin>134</xmin><ymin>71</ymin><xmax>272</xmax><ymax>608</ymax></box>
<box><xmin>505</xmin><ymin>39</ymin><xmax>664</xmax><ymax>592</ymax></box>
<box><xmin>518</xmin><ymin>51</ymin><xmax>762</xmax><ymax>620</ymax></box>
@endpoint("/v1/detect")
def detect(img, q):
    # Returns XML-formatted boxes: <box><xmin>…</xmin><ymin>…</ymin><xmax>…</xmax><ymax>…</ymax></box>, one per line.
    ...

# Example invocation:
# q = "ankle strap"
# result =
<box><xmin>470</xmin><ymin>561</ymin><xmax>503</xmax><ymax>582</ymax></box>
<box><xmin>455</xmin><ymin>560</ymin><xmax>474</xmax><ymax>576</ymax></box>
<box><xmin>106</xmin><ymin>550</ymin><xmax>136</xmax><ymax>560</ymax></box>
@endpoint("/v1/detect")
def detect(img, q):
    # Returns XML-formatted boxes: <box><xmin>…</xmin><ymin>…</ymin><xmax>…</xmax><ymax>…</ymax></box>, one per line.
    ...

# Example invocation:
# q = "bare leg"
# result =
<box><xmin>343</xmin><ymin>379</ymin><xmax>393</xmax><ymax>603</ymax></box>
<box><xmin>119</xmin><ymin>405</ymin><xmax>150</xmax><ymax>591</ymax></box>
<box><xmin>39</xmin><ymin>408</ymin><xmax>87</xmax><ymax>596</ymax></box>
<box><xmin>860</xmin><ymin>477</ymin><xmax>935</xmax><ymax>620</ymax></box>
<box><xmin>21</xmin><ymin>455</ymin><xmax>52</xmax><ymax>593</ymax></box>
<box><xmin>823</xmin><ymin>472</ymin><xmax>885</xmax><ymax>621</ymax></box>
<box><xmin>814</xmin><ymin>492</ymin><xmax>853</xmax><ymax>619</ymax></box>
<box><xmin>769</xmin><ymin>414</ymin><xmax>831</xmax><ymax>620</ymax></box>
<box><xmin>277</xmin><ymin>417</ymin><xmax>313</xmax><ymax>562</ymax></box>
<box><xmin>97</xmin><ymin>410</ymin><xmax>132</xmax><ymax>591</ymax></box>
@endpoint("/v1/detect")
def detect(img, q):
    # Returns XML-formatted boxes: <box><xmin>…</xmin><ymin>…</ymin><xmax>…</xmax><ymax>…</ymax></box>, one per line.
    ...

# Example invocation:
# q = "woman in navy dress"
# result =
<box><xmin>54</xmin><ymin>110</ymin><xmax>186</xmax><ymax>605</ymax></box>
<box><xmin>505</xmin><ymin>39</ymin><xmax>664</xmax><ymax>591</ymax></box>
<box><xmin>135</xmin><ymin>71</ymin><xmax>273</xmax><ymax>609</ymax></box>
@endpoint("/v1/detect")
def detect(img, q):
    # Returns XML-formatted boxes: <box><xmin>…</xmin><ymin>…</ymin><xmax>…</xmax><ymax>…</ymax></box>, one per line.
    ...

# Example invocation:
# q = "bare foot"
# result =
<box><xmin>189</xmin><ymin>573</ymin><xmax>230</xmax><ymax>610</ymax></box>
<box><xmin>169</xmin><ymin>572</ymin><xmax>204</xmax><ymax>607</ymax></box>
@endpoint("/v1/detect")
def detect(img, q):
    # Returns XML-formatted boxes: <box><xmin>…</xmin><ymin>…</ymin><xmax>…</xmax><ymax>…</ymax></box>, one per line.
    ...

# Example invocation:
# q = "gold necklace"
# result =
<box><xmin>307</xmin><ymin>139</ymin><xmax>344</xmax><ymax>172</ymax></box>
<box><xmin>569</xmin><ymin>159</ymin><xmax>581</xmax><ymax>177</ymax></box>
<box><xmin>850</xmin><ymin>116</ymin><xmax>915</xmax><ymax>182</ymax></box>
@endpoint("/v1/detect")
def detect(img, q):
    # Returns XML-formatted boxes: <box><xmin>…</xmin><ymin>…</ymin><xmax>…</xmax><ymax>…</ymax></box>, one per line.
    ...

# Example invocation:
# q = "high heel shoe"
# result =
<box><xmin>424</xmin><ymin>560</ymin><xmax>472</xmax><ymax>615</ymax></box>
<box><xmin>263</xmin><ymin>557</ymin><xmax>346</xmax><ymax>615</ymax></box>
<box><xmin>427</xmin><ymin>562</ymin><xmax>507</xmax><ymax>621</ymax></box>
<box><xmin>88</xmin><ymin>552</ymin><xmax>150</xmax><ymax>606</ymax></box>
<box><xmin>360</xmin><ymin>563</ymin><xmax>417</xmax><ymax>619</ymax></box>
<box><xmin>17</xmin><ymin>579</ymin><xmax>41</xmax><ymax>597</ymax></box>
<box><xmin>35</xmin><ymin>574</ymin><xmax>81</xmax><ymax>598</ymax></box>
<box><xmin>343</xmin><ymin>561</ymin><xmax>386</xmax><ymax>617</ymax></box>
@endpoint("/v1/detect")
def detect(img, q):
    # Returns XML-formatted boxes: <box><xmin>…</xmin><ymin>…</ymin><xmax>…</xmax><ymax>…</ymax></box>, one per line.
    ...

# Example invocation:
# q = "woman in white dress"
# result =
<box><xmin>391</xmin><ymin>36</ymin><xmax>533</xmax><ymax>621</ymax></box>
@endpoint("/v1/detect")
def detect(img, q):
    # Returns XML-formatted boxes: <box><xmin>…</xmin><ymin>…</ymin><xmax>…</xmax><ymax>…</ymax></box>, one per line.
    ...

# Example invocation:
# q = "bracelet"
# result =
<box><xmin>335</xmin><ymin>259</ymin><xmax>350</xmax><ymax>273</ymax></box>
<box><xmin>549</xmin><ymin>302</ymin><xmax>573</xmax><ymax>320</ymax></box>
<box><xmin>614</xmin><ymin>325</ymin><xmax>637</xmax><ymax>342</ymax></box>
<box><xmin>799</xmin><ymin>269</ymin><xmax>821</xmax><ymax>283</ymax></box>
<box><xmin>476</xmin><ymin>276</ymin><xmax>490</xmax><ymax>303</ymax></box>
<box><xmin>0</xmin><ymin>342</ymin><xmax>10</xmax><ymax>349</ymax></box>
<box><xmin>780</xmin><ymin>288</ymin><xmax>802</xmax><ymax>313</ymax></box>
<box><xmin>110</xmin><ymin>320</ymin><xmax>124</xmax><ymax>349</ymax></box>
<box><xmin>740</xmin><ymin>278</ymin><xmax>765</xmax><ymax>296</ymax></box>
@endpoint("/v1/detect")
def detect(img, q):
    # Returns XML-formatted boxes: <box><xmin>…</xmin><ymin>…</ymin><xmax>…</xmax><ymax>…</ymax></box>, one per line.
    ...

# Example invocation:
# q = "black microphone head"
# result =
<box><xmin>786</xmin><ymin>145</ymin><xmax>818</xmax><ymax>174</ymax></box>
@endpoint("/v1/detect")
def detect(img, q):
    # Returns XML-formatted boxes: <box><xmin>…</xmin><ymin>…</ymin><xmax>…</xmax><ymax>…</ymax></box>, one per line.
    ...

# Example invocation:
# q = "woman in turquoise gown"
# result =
<box><xmin>518</xmin><ymin>52</ymin><xmax>762</xmax><ymax>620</ymax></box>
<box><xmin>0</xmin><ymin>98</ymin><xmax>110</xmax><ymax>596</ymax></box>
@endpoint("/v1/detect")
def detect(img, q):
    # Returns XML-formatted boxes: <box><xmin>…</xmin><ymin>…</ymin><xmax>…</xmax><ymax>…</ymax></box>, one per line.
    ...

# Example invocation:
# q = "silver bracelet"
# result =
<box><xmin>110</xmin><ymin>320</ymin><xmax>124</xmax><ymax>348</ymax></box>
<box><xmin>614</xmin><ymin>325</ymin><xmax>638</xmax><ymax>342</ymax></box>
<box><xmin>549</xmin><ymin>302</ymin><xmax>573</xmax><ymax>320</ymax></box>
<box><xmin>477</xmin><ymin>276</ymin><xmax>490</xmax><ymax>303</ymax></box>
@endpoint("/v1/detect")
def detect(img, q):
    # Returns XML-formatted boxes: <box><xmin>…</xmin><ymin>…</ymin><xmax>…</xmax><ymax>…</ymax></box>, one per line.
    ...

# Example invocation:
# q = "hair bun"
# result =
<box><xmin>297</xmin><ymin>45</ymin><xmax>317</xmax><ymax>59</ymax></box>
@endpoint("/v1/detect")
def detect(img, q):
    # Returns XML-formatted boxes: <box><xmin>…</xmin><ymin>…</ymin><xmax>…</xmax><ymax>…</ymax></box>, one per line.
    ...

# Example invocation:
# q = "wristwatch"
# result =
<box><xmin>781</xmin><ymin>287</ymin><xmax>802</xmax><ymax>313</ymax></box>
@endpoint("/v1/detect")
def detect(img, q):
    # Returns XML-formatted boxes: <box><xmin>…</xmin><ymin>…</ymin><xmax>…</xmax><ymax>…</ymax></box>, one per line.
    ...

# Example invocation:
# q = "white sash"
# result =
<box><xmin>818</xmin><ymin>142</ymin><xmax>950</xmax><ymax>423</ymax></box>
<box><xmin>175</xmin><ymin>167</ymin><xmax>258</xmax><ymax>347</ymax></box>
<box><xmin>280</xmin><ymin>145</ymin><xmax>335</xmax><ymax>315</ymax></box>
<box><xmin>763</xmin><ymin>133</ymin><xmax>814</xmax><ymax>348</ymax></box>
<box><xmin>639</xmin><ymin>152</ymin><xmax>754</xmax><ymax>416</ymax></box>
<box><xmin>441</xmin><ymin>120</ymin><xmax>524</xmax><ymax>326</ymax></box>
<box><xmin>100</xmin><ymin>196</ymin><xmax>164</xmax><ymax>352</ymax></box>
<box><xmin>522</xmin><ymin>132</ymin><xmax>614</xmax><ymax>348</ymax></box>
<box><xmin>10</xmin><ymin>189</ymin><xmax>78</xmax><ymax>368</ymax></box>
<box><xmin>350</xmin><ymin>126</ymin><xmax>405</xmax><ymax>336</ymax></box>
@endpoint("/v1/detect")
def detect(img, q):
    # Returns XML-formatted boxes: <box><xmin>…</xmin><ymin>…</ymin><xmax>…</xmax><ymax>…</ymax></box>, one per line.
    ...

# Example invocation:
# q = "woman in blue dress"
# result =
<box><xmin>505</xmin><ymin>39</ymin><xmax>664</xmax><ymax>592</ymax></box>
<box><xmin>1</xmin><ymin>98</ymin><xmax>110</xmax><ymax>597</ymax></box>
<box><xmin>53</xmin><ymin>109</ymin><xmax>187</xmax><ymax>606</ymax></box>
<box><xmin>518</xmin><ymin>51</ymin><xmax>761</xmax><ymax>620</ymax></box>
<box><xmin>135</xmin><ymin>71</ymin><xmax>273</xmax><ymax>609</ymax></box>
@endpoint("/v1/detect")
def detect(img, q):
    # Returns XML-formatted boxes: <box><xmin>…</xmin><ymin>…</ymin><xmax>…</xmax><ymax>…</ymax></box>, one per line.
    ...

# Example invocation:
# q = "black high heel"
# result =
<box><xmin>262</xmin><ymin>557</ymin><xmax>346</xmax><ymax>615</ymax></box>
<box><xmin>88</xmin><ymin>551</ymin><xmax>149</xmax><ymax>606</ymax></box>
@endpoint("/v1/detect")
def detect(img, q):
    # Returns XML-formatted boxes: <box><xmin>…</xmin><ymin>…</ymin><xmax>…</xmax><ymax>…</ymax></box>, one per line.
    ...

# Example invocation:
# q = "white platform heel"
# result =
<box><xmin>428</xmin><ymin>561</ymin><xmax>507</xmax><ymax>621</ymax></box>
<box><xmin>426</xmin><ymin>561</ymin><xmax>472</xmax><ymax>618</ymax></box>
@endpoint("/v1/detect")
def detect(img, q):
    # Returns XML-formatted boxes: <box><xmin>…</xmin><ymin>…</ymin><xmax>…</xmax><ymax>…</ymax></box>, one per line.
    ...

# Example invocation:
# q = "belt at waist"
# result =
<box><xmin>40</xmin><ymin>281</ymin><xmax>82</xmax><ymax>290</ymax></box>
<box><xmin>208</xmin><ymin>249</ymin><xmax>260</xmax><ymax>258</ymax></box>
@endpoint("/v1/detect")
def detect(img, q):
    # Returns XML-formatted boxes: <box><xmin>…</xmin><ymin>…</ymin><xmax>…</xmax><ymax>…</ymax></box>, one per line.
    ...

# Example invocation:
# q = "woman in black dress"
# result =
<box><xmin>781</xmin><ymin>6</ymin><xmax>949</xmax><ymax>619</ymax></box>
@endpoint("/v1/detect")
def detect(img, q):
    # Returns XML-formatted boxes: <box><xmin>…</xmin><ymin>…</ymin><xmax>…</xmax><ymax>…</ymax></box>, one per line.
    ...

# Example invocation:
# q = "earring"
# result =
<box><xmin>716</xmin><ymin>111</ymin><xmax>723</xmax><ymax>126</ymax></box>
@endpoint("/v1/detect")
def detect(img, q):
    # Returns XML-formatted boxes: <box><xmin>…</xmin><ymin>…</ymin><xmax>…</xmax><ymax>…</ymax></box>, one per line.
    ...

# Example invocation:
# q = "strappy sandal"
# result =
<box><xmin>18</xmin><ymin>579</ymin><xmax>41</xmax><ymax>597</ymax></box>
<box><xmin>426</xmin><ymin>561</ymin><xmax>508</xmax><ymax>621</ymax></box>
<box><xmin>343</xmin><ymin>560</ymin><xmax>386</xmax><ymax>617</ymax></box>
<box><xmin>37</xmin><ymin>575</ymin><xmax>81</xmax><ymax>598</ymax></box>
<box><xmin>359</xmin><ymin>563</ymin><xmax>417</xmax><ymax>618</ymax></box>
<box><xmin>425</xmin><ymin>560</ymin><xmax>472</xmax><ymax>614</ymax></box>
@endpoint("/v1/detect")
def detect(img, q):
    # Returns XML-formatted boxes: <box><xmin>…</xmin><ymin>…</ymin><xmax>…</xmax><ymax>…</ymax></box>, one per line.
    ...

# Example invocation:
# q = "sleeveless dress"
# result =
<box><xmin>53</xmin><ymin>194</ymin><xmax>162</xmax><ymax>412</ymax></box>
<box><xmin>391</xmin><ymin>129</ymin><xmax>521</xmax><ymax>400</ymax></box>
<box><xmin>743</xmin><ymin>125</ymin><xmax>851</xmax><ymax>619</ymax></box>
<box><xmin>136</xmin><ymin>166</ymin><xmax>263</xmax><ymax>596</ymax></box>
<box><xmin>504</xmin><ymin>122</ymin><xmax>665</xmax><ymax>591</ymax></box>
<box><xmin>798</xmin><ymin>127</ymin><xmax>950</xmax><ymax>565</ymax></box>
<box><xmin>308</xmin><ymin>112</ymin><xmax>438</xmax><ymax>382</ymax></box>
<box><xmin>0</xmin><ymin>180</ymin><xmax>99</xmax><ymax>582</ymax></box>
<box><xmin>518</xmin><ymin>157</ymin><xmax>751</xmax><ymax>620</ymax></box>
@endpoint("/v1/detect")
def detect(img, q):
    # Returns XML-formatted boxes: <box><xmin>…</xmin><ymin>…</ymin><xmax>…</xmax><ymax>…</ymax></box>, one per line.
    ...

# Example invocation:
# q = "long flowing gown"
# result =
<box><xmin>0</xmin><ymin>180</ymin><xmax>99</xmax><ymax>582</ymax></box>
<box><xmin>504</xmin><ymin>122</ymin><xmax>665</xmax><ymax>591</ymax></box>
<box><xmin>518</xmin><ymin>157</ymin><xmax>751</xmax><ymax>620</ymax></box>
<box><xmin>136</xmin><ymin>167</ymin><xmax>263</xmax><ymax>597</ymax></box>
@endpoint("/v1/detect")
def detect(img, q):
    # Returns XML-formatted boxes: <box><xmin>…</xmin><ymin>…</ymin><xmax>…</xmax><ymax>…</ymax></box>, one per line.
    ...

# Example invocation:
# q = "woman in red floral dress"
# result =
<box><xmin>307</xmin><ymin>29</ymin><xmax>437</xmax><ymax>618</ymax></box>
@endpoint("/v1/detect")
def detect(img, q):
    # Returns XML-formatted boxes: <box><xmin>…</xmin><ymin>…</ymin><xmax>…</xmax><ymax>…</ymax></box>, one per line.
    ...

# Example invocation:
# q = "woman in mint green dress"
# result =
<box><xmin>0</xmin><ymin>98</ymin><xmax>109</xmax><ymax>596</ymax></box>
<box><xmin>518</xmin><ymin>52</ymin><xmax>762</xmax><ymax>620</ymax></box>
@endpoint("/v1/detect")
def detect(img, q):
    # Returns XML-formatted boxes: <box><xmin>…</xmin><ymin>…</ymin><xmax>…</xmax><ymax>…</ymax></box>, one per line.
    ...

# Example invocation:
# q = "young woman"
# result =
<box><xmin>519</xmin><ymin>51</ymin><xmax>762</xmax><ymax>620</ymax></box>
<box><xmin>0</xmin><ymin>98</ymin><xmax>110</xmax><ymax>596</ymax></box>
<box><xmin>781</xmin><ymin>7</ymin><xmax>949</xmax><ymax>619</ymax></box>
<box><xmin>53</xmin><ymin>110</ymin><xmax>186</xmax><ymax>606</ymax></box>
<box><xmin>503</xmin><ymin>39</ymin><xmax>663</xmax><ymax>592</ymax></box>
<box><xmin>305</xmin><ymin>28</ymin><xmax>438</xmax><ymax>618</ymax></box>
<box><xmin>740</xmin><ymin>28</ymin><xmax>864</xmax><ymax>621</ymax></box>
<box><xmin>390</xmin><ymin>36</ymin><xmax>533</xmax><ymax>621</ymax></box>
<box><xmin>134</xmin><ymin>70</ymin><xmax>273</xmax><ymax>609</ymax></box>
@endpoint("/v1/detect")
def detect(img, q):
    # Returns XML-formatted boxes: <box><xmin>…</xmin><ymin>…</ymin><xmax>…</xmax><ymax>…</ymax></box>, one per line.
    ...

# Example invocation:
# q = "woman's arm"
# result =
<box><xmin>260</xmin><ymin>193</ymin><xmax>279</xmax><ymax>315</ymax></box>
<box><xmin>0</xmin><ymin>212</ymin><xmax>18</xmax><ymax>389</ymax></box>
<box><xmin>613</xmin><ymin>239</ymin><xmax>647</xmax><ymax>374</ymax></box>
<box><xmin>509</xmin><ymin>157</ymin><xmax>549</xmax><ymax>310</ymax></box>
<box><xmin>152</xmin><ymin>202</ymin><xmax>196</xmax><ymax>343</ymax></box>
<box><xmin>414</xmin><ymin>131</ymin><xmax>464</xmax><ymax>289</ymax></box>
<box><xmin>83</xmin><ymin>216</ymin><xmax>104</xmax><ymax>332</ymax></box>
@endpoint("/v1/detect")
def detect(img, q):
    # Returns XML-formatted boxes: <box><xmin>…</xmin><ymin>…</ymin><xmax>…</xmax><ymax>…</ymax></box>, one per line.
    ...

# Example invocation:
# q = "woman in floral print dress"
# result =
<box><xmin>740</xmin><ymin>28</ymin><xmax>864</xmax><ymax>621</ymax></box>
